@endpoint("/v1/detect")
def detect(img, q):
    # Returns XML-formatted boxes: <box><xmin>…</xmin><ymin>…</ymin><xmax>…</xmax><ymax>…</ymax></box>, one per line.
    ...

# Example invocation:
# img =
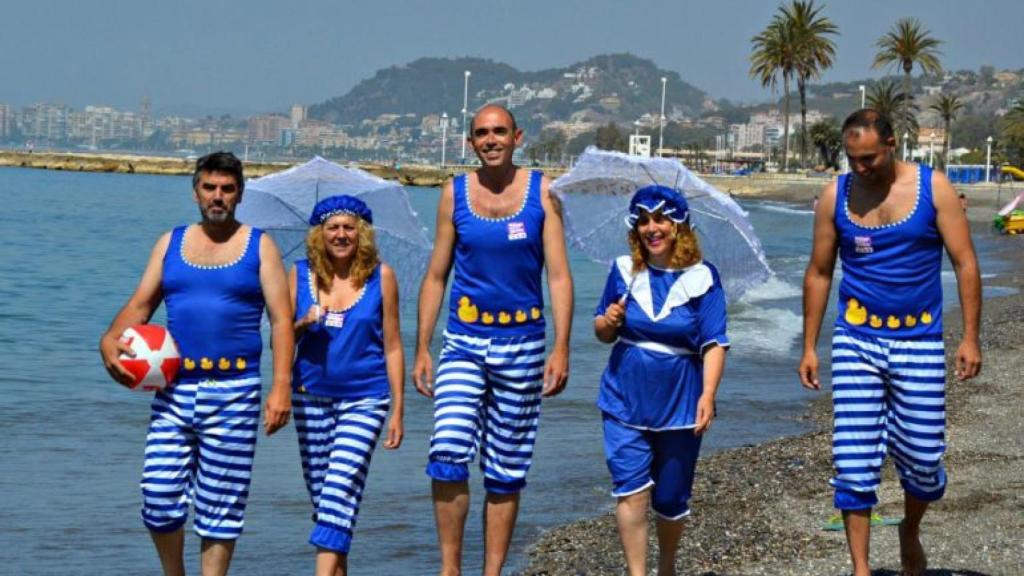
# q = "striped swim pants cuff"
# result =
<box><xmin>483</xmin><ymin>476</ymin><xmax>527</xmax><ymax>495</ymax></box>
<box><xmin>142</xmin><ymin>514</ymin><xmax>187</xmax><ymax>534</ymax></box>
<box><xmin>901</xmin><ymin>468</ymin><xmax>947</xmax><ymax>503</ymax></box>
<box><xmin>310</xmin><ymin>523</ymin><xmax>353</xmax><ymax>554</ymax></box>
<box><xmin>426</xmin><ymin>460</ymin><xmax>470</xmax><ymax>483</ymax></box>
<box><xmin>833</xmin><ymin>486</ymin><xmax>879</xmax><ymax>511</ymax></box>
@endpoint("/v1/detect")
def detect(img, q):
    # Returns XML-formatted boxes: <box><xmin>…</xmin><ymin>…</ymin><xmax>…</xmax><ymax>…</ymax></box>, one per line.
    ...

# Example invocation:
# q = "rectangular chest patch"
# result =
<box><xmin>507</xmin><ymin>221</ymin><xmax>527</xmax><ymax>241</ymax></box>
<box><xmin>324</xmin><ymin>311</ymin><xmax>345</xmax><ymax>328</ymax></box>
<box><xmin>854</xmin><ymin>235</ymin><xmax>874</xmax><ymax>254</ymax></box>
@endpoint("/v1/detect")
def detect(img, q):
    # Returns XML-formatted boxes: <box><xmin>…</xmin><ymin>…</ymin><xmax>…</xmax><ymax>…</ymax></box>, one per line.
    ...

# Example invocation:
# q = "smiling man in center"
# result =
<box><xmin>413</xmin><ymin>104</ymin><xmax>574</xmax><ymax>576</ymax></box>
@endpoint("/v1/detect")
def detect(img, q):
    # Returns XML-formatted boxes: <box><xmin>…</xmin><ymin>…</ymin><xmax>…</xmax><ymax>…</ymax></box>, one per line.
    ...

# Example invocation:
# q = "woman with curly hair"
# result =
<box><xmin>289</xmin><ymin>195</ymin><xmax>405</xmax><ymax>576</ymax></box>
<box><xmin>593</xmin><ymin>185</ymin><xmax>729</xmax><ymax>576</ymax></box>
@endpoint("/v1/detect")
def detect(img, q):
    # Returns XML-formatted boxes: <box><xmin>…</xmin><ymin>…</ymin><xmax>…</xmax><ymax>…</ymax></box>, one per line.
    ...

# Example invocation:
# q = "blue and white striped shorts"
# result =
<box><xmin>293</xmin><ymin>392</ymin><xmax>389</xmax><ymax>554</ymax></box>
<box><xmin>830</xmin><ymin>327</ymin><xmax>947</xmax><ymax>510</ymax></box>
<box><xmin>426</xmin><ymin>330</ymin><xmax>545</xmax><ymax>494</ymax></box>
<box><xmin>140</xmin><ymin>377</ymin><xmax>261</xmax><ymax>540</ymax></box>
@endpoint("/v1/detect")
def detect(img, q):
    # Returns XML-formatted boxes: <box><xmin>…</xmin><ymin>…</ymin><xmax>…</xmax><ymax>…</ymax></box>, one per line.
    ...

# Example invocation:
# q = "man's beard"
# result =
<box><xmin>202</xmin><ymin>206</ymin><xmax>231</xmax><ymax>223</ymax></box>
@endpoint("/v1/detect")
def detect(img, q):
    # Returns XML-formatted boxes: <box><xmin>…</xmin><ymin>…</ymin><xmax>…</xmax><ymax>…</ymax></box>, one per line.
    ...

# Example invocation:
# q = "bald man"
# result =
<box><xmin>413</xmin><ymin>105</ymin><xmax>574</xmax><ymax>576</ymax></box>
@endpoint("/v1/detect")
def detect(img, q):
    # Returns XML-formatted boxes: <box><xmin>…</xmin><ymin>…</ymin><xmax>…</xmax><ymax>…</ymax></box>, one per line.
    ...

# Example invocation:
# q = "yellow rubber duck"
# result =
<box><xmin>200</xmin><ymin>357</ymin><xmax>213</xmax><ymax>370</ymax></box>
<box><xmin>498</xmin><ymin>311</ymin><xmax>512</xmax><ymax>324</ymax></box>
<box><xmin>530</xmin><ymin>307</ymin><xmax>542</xmax><ymax>320</ymax></box>
<box><xmin>515</xmin><ymin>310</ymin><xmax>527</xmax><ymax>323</ymax></box>
<box><xmin>183</xmin><ymin>358</ymin><xmax>196</xmax><ymax>371</ymax></box>
<box><xmin>456</xmin><ymin>296</ymin><xmax>479</xmax><ymax>323</ymax></box>
<box><xmin>845</xmin><ymin>298</ymin><xmax>867</xmax><ymax>326</ymax></box>
<box><xmin>886</xmin><ymin>315</ymin><xmax>901</xmax><ymax>329</ymax></box>
<box><xmin>481</xmin><ymin>312</ymin><xmax>495</xmax><ymax>325</ymax></box>
<box><xmin>920</xmin><ymin>311</ymin><xmax>933</xmax><ymax>324</ymax></box>
<box><xmin>869</xmin><ymin>315</ymin><xmax>883</xmax><ymax>329</ymax></box>
<box><xmin>235</xmin><ymin>358</ymin><xmax>247</xmax><ymax>370</ymax></box>
<box><xmin>904</xmin><ymin>314</ymin><xmax>918</xmax><ymax>328</ymax></box>
<box><xmin>218</xmin><ymin>357</ymin><xmax>231</xmax><ymax>370</ymax></box>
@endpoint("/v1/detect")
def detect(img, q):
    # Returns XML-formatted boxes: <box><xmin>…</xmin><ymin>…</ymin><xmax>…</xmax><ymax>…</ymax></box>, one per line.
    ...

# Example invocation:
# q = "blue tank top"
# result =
<box><xmin>293</xmin><ymin>260</ymin><xmax>389</xmax><ymax>399</ymax></box>
<box><xmin>834</xmin><ymin>164</ymin><xmax>943</xmax><ymax>339</ymax></box>
<box><xmin>446</xmin><ymin>170</ymin><xmax>546</xmax><ymax>337</ymax></box>
<box><xmin>163</xmin><ymin>225</ymin><xmax>265</xmax><ymax>383</ymax></box>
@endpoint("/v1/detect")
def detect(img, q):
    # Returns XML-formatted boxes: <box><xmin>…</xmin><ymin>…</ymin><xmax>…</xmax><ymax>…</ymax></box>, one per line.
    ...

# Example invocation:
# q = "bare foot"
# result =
<box><xmin>898</xmin><ymin>521</ymin><xmax>927</xmax><ymax>576</ymax></box>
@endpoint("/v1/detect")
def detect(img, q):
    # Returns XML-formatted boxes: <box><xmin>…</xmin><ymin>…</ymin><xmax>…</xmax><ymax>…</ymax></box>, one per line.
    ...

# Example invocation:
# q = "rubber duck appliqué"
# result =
<box><xmin>456</xmin><ymin>297</ymin><xmax>479</xmax><ymax>323</ymax></box>
<box><xmin>845</xmin><ymin>298</ymin><xmax>868</xmax><ymax>326</ymax></box>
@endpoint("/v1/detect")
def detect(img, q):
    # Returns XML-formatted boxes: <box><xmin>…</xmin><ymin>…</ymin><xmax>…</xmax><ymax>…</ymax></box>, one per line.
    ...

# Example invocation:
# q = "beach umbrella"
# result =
<box><xmin>552</xmin><ymin>147</ymin><xmax>771</xmax><ymax>301</ymax></box>
<box><xmin>237</xmin><ymin>156</ymin><xmax>431</xmax><ymax>298</ymax></box>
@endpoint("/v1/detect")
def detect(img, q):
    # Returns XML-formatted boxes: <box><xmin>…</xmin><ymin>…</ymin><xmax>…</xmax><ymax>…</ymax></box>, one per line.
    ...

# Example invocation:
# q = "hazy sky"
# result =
<box><xmin>2</xmin><ymin>0</ymin><xmax>1021</xmax><ymax>115</ymax></box>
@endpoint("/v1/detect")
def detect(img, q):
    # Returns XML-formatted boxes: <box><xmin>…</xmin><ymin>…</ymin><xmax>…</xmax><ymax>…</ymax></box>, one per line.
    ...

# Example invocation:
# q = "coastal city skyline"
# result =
<box><xmin>2</xmin><ymin>0</ymin><xmax>1023</xmax><ymax>114</ymax></box>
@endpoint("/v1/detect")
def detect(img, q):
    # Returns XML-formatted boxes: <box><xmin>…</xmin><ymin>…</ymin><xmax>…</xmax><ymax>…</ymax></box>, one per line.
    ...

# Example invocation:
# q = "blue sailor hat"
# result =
<box><xmin>309</xmin><ymin>194</ymin><xmax>373</xmax><ymax>225</ymax></box>
<box><xmin>624</xmin><ymin>185</ymin><xmax>690</xmax><ymax>227</ymax></box>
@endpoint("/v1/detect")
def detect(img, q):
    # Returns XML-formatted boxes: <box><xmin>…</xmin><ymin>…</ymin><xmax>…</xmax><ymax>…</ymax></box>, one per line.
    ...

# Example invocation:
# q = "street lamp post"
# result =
<box><xmin>859</xmin><ymin>85</ymin><xmax>866</xmax><ymax>109</ymax></box>
<box><xmin>658</xmin><ymin>77</ymin><xmax>667</xmax><ymax>157</ymax></box>
<box><xmin>902</xmin><ymin>132</ymin><xmax>909</xmax><ymax>162</ymax></box>
<box><xmin>928</xmin><ymin>131</ymin><xmax>935</xmax><ymax>166</ymax></box>
<box><xmin>460</xmin><ymin>70</ymin><xmax>471</xmax><ymax>163</ymax></box>
<box><xmin>440</xmin><ymin>113</ymin><xmax>449</xmax><ymax>168</ymax></box>
<box><xmin>986</xmin><ymin>136</ymin><xmax>993</xmax><ymax>182</ymax></box>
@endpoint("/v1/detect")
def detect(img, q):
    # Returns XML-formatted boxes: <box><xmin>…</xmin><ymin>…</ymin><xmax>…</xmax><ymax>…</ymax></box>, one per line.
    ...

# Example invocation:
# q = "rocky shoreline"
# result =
<box><xmin>522</xmin><ymin>228</ymin><xmax>1024</xmax><ymax>575</ymax></box>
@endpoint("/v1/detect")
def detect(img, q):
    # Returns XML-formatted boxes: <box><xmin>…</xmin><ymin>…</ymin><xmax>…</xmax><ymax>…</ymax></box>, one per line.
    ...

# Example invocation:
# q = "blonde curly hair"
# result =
<box><xmin>627</xmin><ymin>212</ymin><xmax>702</xmax><ymax>273</ymax></box>
<box><xmin>306</xmin><ymin>216</ymin><xmax>380</xmax><ymax>290</ymax></box>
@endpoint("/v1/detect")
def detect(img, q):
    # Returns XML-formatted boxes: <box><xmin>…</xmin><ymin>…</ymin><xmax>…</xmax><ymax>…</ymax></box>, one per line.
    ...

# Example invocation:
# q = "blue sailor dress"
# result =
<box><xmin>595</xmin><ymin>256</ymin><xmax>730</xmax><ymax>430</ymax></box>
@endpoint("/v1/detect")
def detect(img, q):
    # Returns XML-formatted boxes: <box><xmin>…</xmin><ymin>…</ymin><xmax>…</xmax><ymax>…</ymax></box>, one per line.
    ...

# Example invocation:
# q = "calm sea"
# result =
<box><xmin>0</xmin><ymin>167</ymin><xmax>1013</xmax><ymax>575</ymax></box>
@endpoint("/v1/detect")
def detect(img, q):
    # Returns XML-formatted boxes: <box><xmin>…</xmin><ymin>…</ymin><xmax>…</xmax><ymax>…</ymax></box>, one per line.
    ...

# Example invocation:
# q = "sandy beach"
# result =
<box><xmin>522</xmin><ymin>208</ymin><xmax>1024</xmax><ymax>576</ymax></box>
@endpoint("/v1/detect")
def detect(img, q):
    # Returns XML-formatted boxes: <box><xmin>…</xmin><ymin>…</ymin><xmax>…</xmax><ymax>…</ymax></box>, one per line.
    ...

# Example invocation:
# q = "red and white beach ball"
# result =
<box><xmin>119</xmin><ymin>324</ymin><xmax>181</xmax><ymax>392</ymax></box>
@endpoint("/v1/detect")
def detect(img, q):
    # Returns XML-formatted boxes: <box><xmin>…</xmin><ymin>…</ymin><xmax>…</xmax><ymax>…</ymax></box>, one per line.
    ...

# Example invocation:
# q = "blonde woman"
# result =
<box><xmin>593</xmin><ymin>185</ymin><xmax>729</xmax><ymax>576</ymax></box>
<box><xmin>289</xmin><ymin>195</ymin><xmax>404</xmax><ymax>576</ymax></box>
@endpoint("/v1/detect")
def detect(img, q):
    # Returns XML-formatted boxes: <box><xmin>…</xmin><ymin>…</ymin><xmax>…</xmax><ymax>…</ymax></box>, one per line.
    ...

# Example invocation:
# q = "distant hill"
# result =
<box><xmin>309</xmin><ymin>54</ymin><xmax>711</xmax><ymax>134</ymax></box>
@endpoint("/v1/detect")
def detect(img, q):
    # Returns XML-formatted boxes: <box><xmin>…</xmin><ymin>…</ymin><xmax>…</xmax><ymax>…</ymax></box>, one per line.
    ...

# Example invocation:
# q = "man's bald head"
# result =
<box><xmin>470</xmin><ymin>104</ymin><xmax>518</xmax><ymax>134</ymax></box>
<box><xmin>842</xmin><ymin>108</ymin><xmax>895</xmax><ymax>144</ymax></box>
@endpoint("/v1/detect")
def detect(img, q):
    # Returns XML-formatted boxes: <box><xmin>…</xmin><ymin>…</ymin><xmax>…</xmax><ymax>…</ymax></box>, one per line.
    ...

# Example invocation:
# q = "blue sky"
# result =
<box><xmin>2</xmin><ymin>0</ymin><xmax>1021</xmax><ymax>115</ymax></box>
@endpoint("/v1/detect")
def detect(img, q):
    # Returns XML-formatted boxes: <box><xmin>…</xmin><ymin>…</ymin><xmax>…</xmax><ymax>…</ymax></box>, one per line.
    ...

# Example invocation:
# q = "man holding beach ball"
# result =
<box><xmin>99</xmin><ymin>152</ymin><xmax>294</xmax><ymax>576</ymax></box>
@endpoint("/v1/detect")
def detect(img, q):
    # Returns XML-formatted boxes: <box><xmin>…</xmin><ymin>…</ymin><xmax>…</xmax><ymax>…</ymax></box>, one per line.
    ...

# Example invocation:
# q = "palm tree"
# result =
<box><xmin>999</xmin><ymin>102</ymin><xmax>1024</xmax><ymax>167</ymax></box>
<box><xmin>751</xmin><ymin>19</ymin><xmax>795</xmax><ymax>171</ymax></box>
<box><xmin>928</xmin><ymin>94</ymin><xmax>964</xmax><ymax>168</ymax></box>
<box><xmin>873</xmin><ymin>18</ymin><xmax>943</xmax><ymax>150</ymax></box>
<box><xmin>782</xmin><ymin>0</ymin><xmax>838</xmax><ymax>169</ymax></box>
<box><xmin>867</xmin><ymin>80</ymin><xmax>919</xmax><ymax>148</ymax></box>
<box><xmin>809</xmin><ymin>117</ymin><xmax>842</xmax><ymax>170</ymax></box>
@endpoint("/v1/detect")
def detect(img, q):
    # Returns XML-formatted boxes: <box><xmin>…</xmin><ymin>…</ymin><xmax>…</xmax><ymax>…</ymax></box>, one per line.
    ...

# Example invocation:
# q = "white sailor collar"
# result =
<box><xmin>615</xmin><ymin>255</ymin><xmax>714</xmax><ymax>322</ymax></box>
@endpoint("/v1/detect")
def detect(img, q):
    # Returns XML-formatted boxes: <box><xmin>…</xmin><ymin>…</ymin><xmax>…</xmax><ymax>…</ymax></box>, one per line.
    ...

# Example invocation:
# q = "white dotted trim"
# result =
<box><xmin>843</xmin><ymin>165</ymin><xmax>922</xmax><ymax>230</ymax></box>
<box><xmin>464</xmin><ymin>174</ymin><xmax>532</xmax><ymax>222</ymax></box>
<box><xmin>307</xmin><ymin>267</ymin><xmax>368</xmax><ymax>314</ymax></box>
<box><xmin>179</xmin><ymin>226</ymin><xmax>253</xmax><ymax>270</ymax></box>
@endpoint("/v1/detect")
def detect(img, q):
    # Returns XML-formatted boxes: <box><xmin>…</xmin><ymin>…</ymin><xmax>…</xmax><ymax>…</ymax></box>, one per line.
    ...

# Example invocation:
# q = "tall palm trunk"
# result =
<box><xmin>942</xmin><ymin>119</ymin><xmax>951</xmax><ymax>168</ymax></box>
<box><xmin>783</xmin><ymin>72</ymin><xmax>791</xmax><ymax>171</ymax></box>
<box><xmin>902</xmin><ymin>59</ymin><xmax>914</xmax><ymax>150</ymax></box>
<box><xmin>798</xmin><ymin>76</ymin><xmax>808</xmax><ymax>169</ymax></box>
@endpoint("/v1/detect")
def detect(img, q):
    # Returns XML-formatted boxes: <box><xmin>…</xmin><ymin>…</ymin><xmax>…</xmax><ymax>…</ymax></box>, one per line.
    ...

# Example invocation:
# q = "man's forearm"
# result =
<box><xmin>548</xmin><ymin>275</ymin><xmax>574</xmax><ymax>350</ymax></box>
<box><xmin>802</xmin><ymin>273</ymin><xmax>831</xmax><ymax>351</ymax></box>
<box><xmin>269</xmin><ymin>319</ymin><xmax>294</xmax><ymax>389</ymax></box>
<box><xmin>416</xmin><ymin>277</ymin><xmax>446</xmax><ymax>350</ymax></box>
<box><xmin>955</xmin><ymin>259</ymin><xmax>982</xmax><ymax>341</ymax></box>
